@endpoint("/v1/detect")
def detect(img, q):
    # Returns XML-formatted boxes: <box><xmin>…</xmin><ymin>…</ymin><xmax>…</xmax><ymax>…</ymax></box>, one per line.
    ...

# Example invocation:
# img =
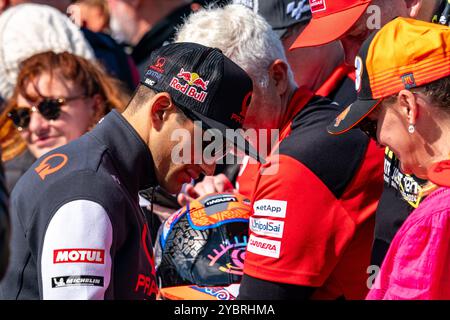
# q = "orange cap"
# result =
<box><xmin>328</xmin><ymin>17</ymin><xmax>450</xmax><ymax>135</ymax></box>
<box><xmin>290</xmin><ymin>0</ymin><xmax>371</xmax><ymax>49</ymax></box>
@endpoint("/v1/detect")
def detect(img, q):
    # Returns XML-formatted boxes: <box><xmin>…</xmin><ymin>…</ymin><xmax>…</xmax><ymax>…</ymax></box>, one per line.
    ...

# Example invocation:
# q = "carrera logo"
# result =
<box><xmin>52</xmin><ymin>275</ymin><xmax>104</xmax><ymax>288</ymax></box>
<box><xmin>250</xmin><ymin>217</ymin><xmax>284</xmax><ymax>239</ymax></box>
<box><xmin>253</xmin><ymin>199</ymin><xmax>287</xmax><ymax>218</ymax></box>
<box><xmin>247</xmin><ymin>235</ymin><xmax>281</xmax><ymax>258</ymax></box>
<box><xmin>35</xmin><ymin>153</ymin><xmax>68</xmax><ymax>180</ymax></box>
<box><xmin>53</xmin><ymin>249</ymin><xmax>105</xmax><ymax>264</ymax></box>
<box><xmin>204</xmin><ymin>196</ymin><xmax>237</xmax><ymax>207</ymax></box>
<box><xmin>310</xmin><ymin>0</ymin><xmax>326</xmax><ymax>13</ymax></box>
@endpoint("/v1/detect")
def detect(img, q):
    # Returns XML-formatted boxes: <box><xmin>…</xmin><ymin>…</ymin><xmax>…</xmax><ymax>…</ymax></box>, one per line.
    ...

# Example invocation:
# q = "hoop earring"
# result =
<box><xmin>408</xmin><ymin>124</ymin><xmax>415</xmax><ymax>134</ymax></box>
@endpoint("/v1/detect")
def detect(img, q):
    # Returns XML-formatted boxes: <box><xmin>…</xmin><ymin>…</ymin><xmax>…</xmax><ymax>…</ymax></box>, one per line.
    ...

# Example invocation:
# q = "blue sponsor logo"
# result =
<box><xmin>251</xmin><ymin>219</ymin><xmax>281</xmax><ymax>233</ymax></box>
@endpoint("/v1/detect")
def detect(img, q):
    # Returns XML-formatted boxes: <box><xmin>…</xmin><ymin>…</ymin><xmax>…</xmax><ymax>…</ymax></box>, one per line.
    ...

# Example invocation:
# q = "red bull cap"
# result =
<box><xmin>141</xmin><ymin>42</ymin><xmax>265</xmax><ymax>164</ymax></box>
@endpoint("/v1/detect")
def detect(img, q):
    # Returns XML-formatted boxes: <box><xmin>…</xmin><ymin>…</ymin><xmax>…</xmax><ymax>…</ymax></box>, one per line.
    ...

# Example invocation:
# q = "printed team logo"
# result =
<box><xmin>144</xmin><ymin>57</ymin><xmax>166</xmax><ymax>86</ymax></box>
<box><xmin>355</xmin><ymin>56</ymin><xmax>363</xmax><ymax>92</ymax></box>
<box><xmin>51</xmin><ymin>275</ymin><xmax>104</xmax><ymax>288</ymax></box>
<box><xmin>253</xmin><ymin>199</ymin><xmax>287</xmax><ymax>218</ymax></box>
<box><xmin>35</xmin><ymin>153</ymin><xmax>68</xmax><ymax>180</ymax></box>
<box><xmin>231</xmin><ymin>91</ymin><xmax>252</xmax><ymax>124</ymax></box>
<box><xmin>401</xmin><ymin>72</ymin><xmax>416</xmax><ymax>89</ymax></box>
<box><xmin>333</xmin><ymin>105</ymin><xmax>351</xmax><ymax>128</ymax></box>
<box><xmin>134</xmin><ymin>224</ymin><xmax>158</xmax><ymax>298</ymax></box>
<box><xmin>207</xmin><ymin>235</ymin><xmax>248</xmax><ymax>275</ymax></box>
<box><xmin>250</xmin><ymin>217</ymin><xmax>284</xmax><ymax>239</ymax></box>
<box><xmin>310</xmin><ymin>0</ymin><xmax>326</xmax><ymax>13</ymax></box>
<box><xmin>247</xmin><ymin>234</ymin><xmax>281</xmax><ymax>259</ymax></box>
<box><xmin>53</xmin><ymin>249</ymin><xmax>105</xmax><ymax>264</ymax></box>
<box><xmin>149</xmin><ymin>57</ymin><xmax>166</xmax><ymax>73</ymax></box>
<box><xmin>170</xmin><ymin>68</ymin><xmax>210</xmax><ymax>103</ymax></box>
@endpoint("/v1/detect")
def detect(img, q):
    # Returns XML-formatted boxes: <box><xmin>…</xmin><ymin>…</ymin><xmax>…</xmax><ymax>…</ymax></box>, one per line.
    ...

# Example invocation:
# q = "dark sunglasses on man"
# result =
<box><xmin>8</xmin><ymin>95</ymin><xmax>86</xmax><ymax>131</ymax></box>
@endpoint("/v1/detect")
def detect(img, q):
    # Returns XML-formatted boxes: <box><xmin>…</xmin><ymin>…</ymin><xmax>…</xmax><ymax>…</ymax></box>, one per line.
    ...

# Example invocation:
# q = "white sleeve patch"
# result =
<box><xmin>41</xmin><ymin>200</ymin><xmax>113</xmax><ymax>300</ymax></box>
<box><xmin>253</xmin><ymin>199</ymin><xmax>287</xmax><ymax>218</ymax></box>
<box><xmin>247</xmin><ymin>234</ymin><xmax>281</xmax><ymax>259</ymax></box>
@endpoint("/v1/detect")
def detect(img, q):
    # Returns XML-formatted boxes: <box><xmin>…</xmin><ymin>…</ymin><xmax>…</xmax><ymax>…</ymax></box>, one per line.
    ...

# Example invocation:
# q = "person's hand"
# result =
<box><xmin>177</xmin><ymin>174</ymin><xmax>234</xmax><ymax>207</ymax></box>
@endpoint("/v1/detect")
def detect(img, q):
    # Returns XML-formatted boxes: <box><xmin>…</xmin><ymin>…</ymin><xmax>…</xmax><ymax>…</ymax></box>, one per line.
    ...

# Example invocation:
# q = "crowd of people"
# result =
<box><xmin>0</xmin><ymin>0</ymin><xmax>449</xmax><ymax>300</ymax></box>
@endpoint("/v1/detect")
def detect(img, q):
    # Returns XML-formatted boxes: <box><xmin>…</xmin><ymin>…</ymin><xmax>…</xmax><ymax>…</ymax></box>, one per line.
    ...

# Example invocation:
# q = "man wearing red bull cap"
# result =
<box><xmin>291</xmin><ymin>0</ymin><xmax>444</xmax><ymax>270</ymax></box>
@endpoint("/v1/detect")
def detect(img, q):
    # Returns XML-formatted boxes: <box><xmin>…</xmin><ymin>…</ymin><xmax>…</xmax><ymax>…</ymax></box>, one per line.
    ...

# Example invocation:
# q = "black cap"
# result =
<box><xmin>232</xmin><ymin>0</ymin><xmax>311</xmax><ymax>38</ymax></box>
<box><xmin>141</xmin><ymin>42</ymin><xmax>264</xmax><ymax>163</ymax></box>
<box><xmin>326</xmin><ymin>31</ymin><xmax>380</xmax><ymax>136</ymax></box>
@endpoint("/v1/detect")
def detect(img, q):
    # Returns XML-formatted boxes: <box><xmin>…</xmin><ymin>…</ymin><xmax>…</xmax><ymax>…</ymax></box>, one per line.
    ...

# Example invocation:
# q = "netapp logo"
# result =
<box><xmin>250</xmin><ymin>217</ymin><xmax>284</xmax><ymax>238</ymax></box>
<box><xmin>53</xmin><ymin>249</ymin><xmax>105</xmax><ymax>264</ymax></box>
<box><xmin>204</xmin><ymin>196</ymin><xmax>237</xmax><ymax>207</ymax></box>
<box><xmin>253</xmin><ymin>199</ymin><xmax>287</xmax><ymax>218</ymax></box>
<box><xmin>51</xmin><ymin>276</ymin><xmax>104</xmax><ymax>288</ymax></box>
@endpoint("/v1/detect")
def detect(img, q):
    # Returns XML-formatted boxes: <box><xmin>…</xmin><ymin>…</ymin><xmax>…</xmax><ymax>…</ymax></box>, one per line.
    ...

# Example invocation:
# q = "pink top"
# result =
<box><xmin>367</xmin><ymin>187</ymin><xmax>450</xmax><ymax>300</ymax></box>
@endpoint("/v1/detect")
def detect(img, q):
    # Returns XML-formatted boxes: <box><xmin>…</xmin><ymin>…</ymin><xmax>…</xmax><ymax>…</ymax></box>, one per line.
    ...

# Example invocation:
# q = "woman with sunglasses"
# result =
<box><xmin>329</xmin><ymin>18</ymin><xmax>450</xmax><ymax>299</ymax></box>
<box><xmin>0</xmin><ymin>51</ymin><xmax>129</xmax><ymax>190</ymax></box>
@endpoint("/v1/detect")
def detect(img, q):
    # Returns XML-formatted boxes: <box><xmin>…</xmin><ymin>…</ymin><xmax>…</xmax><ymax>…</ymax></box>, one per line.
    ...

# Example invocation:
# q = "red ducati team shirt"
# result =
<box><xmin>237</xmin><ymin>83</ymin><xmax>384</xmax><ymax>299</ymax></box>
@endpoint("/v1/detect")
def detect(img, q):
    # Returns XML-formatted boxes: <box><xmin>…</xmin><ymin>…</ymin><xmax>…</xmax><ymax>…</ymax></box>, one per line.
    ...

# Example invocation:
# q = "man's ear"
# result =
<box><xmin>405</xmin><ymin>0</ymin><xmax>422</xmax><ymax>18</ymax></box>
<box><xmin>268</xmin><ymin>59</ymin><xmax>290</xmax><ymax>96</ymax></box>
<box><xmin>397</xmin><ymin>89</ymin><xmax>419</xmax><ymax>126</ymax></box>
<box><xmin>149</xmin><ymin>92</ymin><xmax>174</xmax><ymax>131</ymax></box>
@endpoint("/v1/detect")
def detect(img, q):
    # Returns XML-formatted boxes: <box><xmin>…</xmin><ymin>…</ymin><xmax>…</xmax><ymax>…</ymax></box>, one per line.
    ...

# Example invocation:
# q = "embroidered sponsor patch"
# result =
<box><xmin>53</xmin><ymin>249</ymin><xmax>105</xmax><ymax>264</ymax></box>
<box><xmin>310</xmin><ymin>0</ymin><xmax>326</xmax><ymax>13</ymax></box>
<box><xmin>247</xmin><ymin>234</ymin><xmax>281</xmax><ymax>258</ymax></box>
<box><xmin>51</xmin><ymin>275</ymin><xmax>104</xmax><ymax>288</ymax></box>
<box><xmin>249</xmin><ymin>217</ymin><xmax>284</xmax><ymax>239</ymax></box>
<box><xmin>253</xmin><ymin>199</ymin><xmax>287</xmax><ymax>218</ymax></box>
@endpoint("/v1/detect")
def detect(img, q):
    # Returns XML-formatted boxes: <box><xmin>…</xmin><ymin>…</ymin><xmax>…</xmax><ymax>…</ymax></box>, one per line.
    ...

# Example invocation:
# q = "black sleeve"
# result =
<box><xmin>0</xmin><ymin>155</ymin><xmax>10</xmax><ymax>280</ymax></box>
<box><xmin>237</xmin><ymin>274</ymin><xmax>316</xmax><ymax>300</ymax></box>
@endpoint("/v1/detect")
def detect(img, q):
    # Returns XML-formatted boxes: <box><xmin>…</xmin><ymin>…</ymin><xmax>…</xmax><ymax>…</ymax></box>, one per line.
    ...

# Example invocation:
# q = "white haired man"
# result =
<box><xmin>175</xmin><ymin>4</ymin><xmax>384</xmax><ymax>300</ymax></box>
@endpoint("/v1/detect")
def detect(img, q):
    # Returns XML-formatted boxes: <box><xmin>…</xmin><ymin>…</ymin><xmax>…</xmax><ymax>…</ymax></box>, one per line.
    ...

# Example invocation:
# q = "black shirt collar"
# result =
<box><xmin>90</xmin><ymin>110</ymin><xmax>157</xmax><ymax>195</ymax></box>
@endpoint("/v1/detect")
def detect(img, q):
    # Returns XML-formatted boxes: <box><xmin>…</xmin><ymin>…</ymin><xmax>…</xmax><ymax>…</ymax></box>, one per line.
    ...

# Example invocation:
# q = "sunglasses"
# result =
<box><xmin>8</xmin><ymin>96</ymin><xmax>85</xmax><ymax>131</ymax></box>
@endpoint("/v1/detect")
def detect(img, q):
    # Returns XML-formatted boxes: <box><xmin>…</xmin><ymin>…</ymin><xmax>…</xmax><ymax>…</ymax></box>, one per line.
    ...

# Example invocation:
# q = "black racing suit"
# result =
<box><xmin>0</xmin><ymin>110</ymin><xmax>158</xmax><ymax>299</ymax></box>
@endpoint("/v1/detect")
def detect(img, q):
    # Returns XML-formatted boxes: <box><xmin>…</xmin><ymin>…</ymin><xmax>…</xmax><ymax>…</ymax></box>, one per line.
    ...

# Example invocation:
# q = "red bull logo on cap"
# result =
<box><xmin>170</xmin><ymin>68</ymin><xmax>210</xmax><ymax>103</ymax></box>
<box><xmin>176</xmin><ymin>68</ymin><xmax>209</xmax><ymax>90</ymax></box>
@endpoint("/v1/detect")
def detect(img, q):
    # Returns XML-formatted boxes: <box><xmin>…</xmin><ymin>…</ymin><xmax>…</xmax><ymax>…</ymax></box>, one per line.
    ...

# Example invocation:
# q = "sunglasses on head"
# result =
<box><xmin>8</xmin><ymin>96</ymin><xmax>85</xmax><ymax>131</ymax></box>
